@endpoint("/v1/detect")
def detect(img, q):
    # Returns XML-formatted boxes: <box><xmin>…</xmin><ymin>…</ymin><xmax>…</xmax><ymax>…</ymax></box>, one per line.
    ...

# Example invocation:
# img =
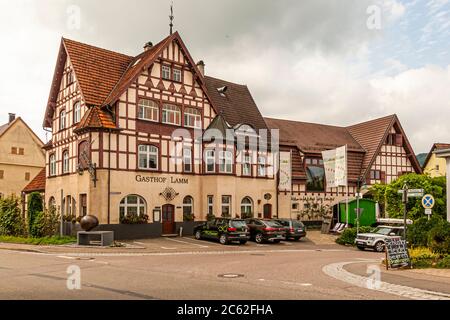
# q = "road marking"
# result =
<box><xmin>133</xmin><ymin>242</ymin><xmax>146</xmax><ymax>246</ymax></box>
<box><xmin>57</xmin><ymin>256</ymin><xmax>77</xmax><ymax>260</ymax></box>
<box><xmin>280</xmin><ymin>241</ymin><xmax>293</xmax><ymax>246</ymax></box>
<box><xmin>322</xmin><ymin>260</ymin><xmax>450</xmax><ymax>300</ymax></box>
<box><xmin>165</xmin><ymin>238</ymin><xmax>209</xmax><ymax>248</ymax></box>
<box><xmin>160</xmin><ymin>247</ymin><xmax>177</xmax><ymax>250</ymax></box>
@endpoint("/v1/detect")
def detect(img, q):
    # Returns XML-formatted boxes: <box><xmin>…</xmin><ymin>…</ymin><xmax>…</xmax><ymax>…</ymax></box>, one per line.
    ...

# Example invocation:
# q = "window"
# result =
<box><xmin>258</xmin><ymin>156</ymin><xmax>266</xmax><ymax>177</ymax></box>
<box><xmin>25</xmin><ymin>172</ymin><xmax>30</xmax><ymax>181</ymax></box>
<box><xmin>162</xmin><ymin>104</ymin><xmax>181</xmax><ymax>125</ymax></box>
<box><xmin>65</xmin><ymin>196</ymin><xmax>75</xmax><ymax>217</ymax></box>
<box><xmin>138</xmin><ymin>99</ymin><xmax>159</xmax><ymax>122</ymax></box>
<box><xmin>205</xmin><ymin>150</ymin><xmax>215</xmax><ymax>173</ymax></box>
<box><xmin>60</xmin><ymin>110</ymin><xmax>66</xmax><ymax>130</ymax></box>
<box><xmin>183</xmin><ymin>148</ymin><xmax>192</xmax><ymax>173</ymax></box>
<box><xmin>49</xmin><ymin>154</ymin><xmax>56</xmax><ymax>176</ymax></box>
<box><xmin>305</xmin><ymin>157</ymin><xmax>325</xmax><ymax>192</ymax></box>
<box><xmin>241</xmin><ymin>197</ymin><xmax>253</xmax><ymax>218</ymax></box>
<box><xmin>48</xmin><ymin>197</ymin><xmax>56</xmax><ymax>209</ymax></box>
<box><xmin>386</xmin><ymin>133</ymin><xmax>403</xmax><ymax>146</ymax></box>
<box><xmin>0</xmin><ymin>170</ymin><xmax>3</xmax><ymax>179</ymax></box>
<box><xmin>370</xmin><ymin>170</ymin><xmax>381</xmax><ymax>180</ymax></box>
<box><xmin>62</xmin><ymin>151</ymin><xmax>69</xmax><ymax>173</ymax></box>
<box><xmin>67</xmin><ymin>70</ymin><xmax>74</xmax><ymax>85</ymax></box>
<box><xmin>184</xmin><ymin>108</ymin><xmax>202</xmax><ymax>129</ymax></box>
<box><xmin>183</xmin><ymin>196</ymin><xmax>194</xmax><ymax>221</ymax></box>
<box><xmin>120</xmin><ymin>195</ymin><xmax>147</xmax><ymax>220</ymax></box>
<box><xmin>221</xmin><ymin>196</ymin><xmax>232</xmax><ymax>217</ymax></box>
<box><xmin>18</xmin><ymin>148</ymin><xmax>24</xmax><ymax>155</ymax></box>
<box><xmin>207</xmin><ymin>195</ymin><xmax>214</xmax><ymax>215</ymax></box>
<box><xmin>219</xmin><ymin>151</ymin><xmax>233</xmax><ymax>173</ymax></box>
<box><xmin>73</xmin><ymin>102</ymin><xmax>81</xmax><ymax>124</ymax></box>
<box><xmin>138</xmin><ymin>145</ymin><xmax>159</xmax><ymax>170</ymax></box>
<box><xmin>162</xmin><ymin>65</ymin><xmax>171</xmax><ymax>80</ymax></box>
<box><xmin>11</xmin><ymin>147</ymin><xmax>17</xmax><ymax>154</ymax></box>
<box><xmin>173</xmin><ymin>68</ymin><xmax>182</xmax><ymax>82</ymax></box>
<box><xmin>80</xmin><ymin>194</ymin><xmax>87</xmax><ymax>217</ymax></box>
<box><xmin>242</xmin><ymin>154</ymin><xmax>251</xmax><ymax>176</ymax></box>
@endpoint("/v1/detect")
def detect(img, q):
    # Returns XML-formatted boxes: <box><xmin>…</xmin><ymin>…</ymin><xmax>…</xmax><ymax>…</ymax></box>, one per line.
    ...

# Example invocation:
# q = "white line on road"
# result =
<box><xmin>165</xmin><ymin>237</ymin><xmax>209</xmax><ymax>248</ymax></box>
<box><xmin>160</xmin><ymin>247</ymin><xmax>177</xmax><ymax>250</ymax></box>
<box><xmin>322</xmin><ymin>260</ymin><xmax>450</xmax><ymax>300</ymax></box>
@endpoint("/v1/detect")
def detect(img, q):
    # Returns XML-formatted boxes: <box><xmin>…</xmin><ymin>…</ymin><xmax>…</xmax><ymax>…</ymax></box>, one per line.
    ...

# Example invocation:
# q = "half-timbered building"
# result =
<box><xmin>42</xmin><ymin>32</ymin><xmax>277</xmax><ymax>235</ymax></box>
<box><xmin>266</xmin><ymin>114</ymin><xmax>422</xmax><ymax>222</ymax></box>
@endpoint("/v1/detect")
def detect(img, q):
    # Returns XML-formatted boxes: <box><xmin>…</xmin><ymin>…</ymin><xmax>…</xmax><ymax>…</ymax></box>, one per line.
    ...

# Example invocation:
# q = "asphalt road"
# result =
<box><xmin>0</xmin><ymin>238</ymin><xmax>402</xmax><ymax>300</ymax></box>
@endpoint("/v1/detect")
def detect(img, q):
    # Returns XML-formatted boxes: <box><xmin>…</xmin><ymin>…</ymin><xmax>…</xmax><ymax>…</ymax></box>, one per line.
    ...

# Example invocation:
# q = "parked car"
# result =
<box><xmin>273</xmin><ymin>219</ymin><xmax>307</xmax><ymax>241</ymax></box>
<box><xmin>194</xmin><ymin>218</ymin><xmax>250</xmax><ymax>245</ymax></box>
<box><xmin>245</xmin><ymin>218</ymin><xmax>286</xmax><ymax>244</ymax></box>
<box><xmin>355</xmin><ymin>225</ymin><xmax>405</xmax><ymax>252</ymax></box>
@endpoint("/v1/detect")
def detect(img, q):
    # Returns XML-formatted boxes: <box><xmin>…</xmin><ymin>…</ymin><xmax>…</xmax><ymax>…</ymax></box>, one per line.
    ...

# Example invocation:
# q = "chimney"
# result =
<box><xmin>8</xmin><ymin>113</ymin><xmax>16</xmax><ymax>124</ymax></box>
<box><xmin>143</xmin><ymin>41</ymin><xmax>153</xmax><ymax>52</ymax></box>
<box><xmin>196</xmin><ymin>60</ymin><xmax>205</xmax><ymax>77</ymax></box>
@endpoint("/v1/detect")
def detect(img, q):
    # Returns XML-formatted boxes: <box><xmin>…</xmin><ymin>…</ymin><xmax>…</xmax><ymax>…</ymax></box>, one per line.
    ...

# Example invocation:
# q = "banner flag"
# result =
<box><xmin>279</xmin><ymin>151</ymin><xmax>292</xmax><ymax>192</ymax></box>
<box><xmin>322</xmin><ymin>145</ymin><xmax>347</xmax><ymax>188</ymax></box>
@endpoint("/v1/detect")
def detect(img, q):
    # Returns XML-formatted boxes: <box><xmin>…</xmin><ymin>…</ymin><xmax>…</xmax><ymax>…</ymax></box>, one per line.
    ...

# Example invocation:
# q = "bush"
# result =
<box><xmin>27</xmin><ymin>192</ymin><xmax>43</xmax><ymax>237</ymax></box>
<box><xmin>30</xmin><ymin>207</ymin><xmax>60</xmax><ymax>238</ymax></box>
<box><xmin>436</xmin><ymin>255</ymin><xmax>450</xmax><ymax>268</ymax></box>
<box><xmin>336</xmin><ymin>226</ymin><xmax>375</xmax><ymax>245</ymax></box>
<box><xmin>409</xmin><ymin>247</ymin><xmax>439</xmax><ymax>268</ymax></box>
<box><xmin>428</xmin><ymin>220</ymin><xmax>450</xmax><ymax>255</ymax></box>
<box><xmin>0</xmin><ymin>195</ymin><xmax>26</xmax><ymax>237</ymax></box>
<box><xmin>407</xmin><ymin>216</ymin><xmax>443</xmax><ymax>247</ymax></box>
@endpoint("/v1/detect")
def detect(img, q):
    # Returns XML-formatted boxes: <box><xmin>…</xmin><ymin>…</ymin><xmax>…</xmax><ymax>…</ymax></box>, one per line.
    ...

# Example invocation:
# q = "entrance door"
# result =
<box><xmin>263</xmin><ymin>204</ymin><xmax>272</xmax><ymax>219</ymax></box>
<box><xmin>162</xmin><ymin>204</ymin><xmax>176</xmax><ymax>235</ymax></box>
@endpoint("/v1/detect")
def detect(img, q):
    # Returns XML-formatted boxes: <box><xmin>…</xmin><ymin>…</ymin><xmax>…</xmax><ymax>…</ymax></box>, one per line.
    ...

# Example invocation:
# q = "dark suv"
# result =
<box><xmin>274</xmin><ymin>219</ymin><xmax>307</xmax><ymax>241</ymax></box>
<box><xmin>245</xmin><ymin>219</ymin><xmax>286</xmax><ymax>243</ymax></box>
<box><xmin>194</xmin><ymin>218</ymin><xmax>250</xmax><ymax>245</ymax></box>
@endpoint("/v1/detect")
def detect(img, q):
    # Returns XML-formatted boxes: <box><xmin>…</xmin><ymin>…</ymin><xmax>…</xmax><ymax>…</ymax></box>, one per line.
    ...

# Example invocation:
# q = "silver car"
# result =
<box><xmin>355</xmin><ymin>226</ymin><xmax>405</xmax><ymax>252</ymax></box>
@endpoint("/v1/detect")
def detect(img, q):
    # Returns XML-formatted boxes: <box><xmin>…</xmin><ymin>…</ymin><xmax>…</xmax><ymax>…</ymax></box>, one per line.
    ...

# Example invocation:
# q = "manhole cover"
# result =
<box><xmin>218</xmin><ymin>274</ymin><xmax>244</xmax><ymax>279</ymax></box>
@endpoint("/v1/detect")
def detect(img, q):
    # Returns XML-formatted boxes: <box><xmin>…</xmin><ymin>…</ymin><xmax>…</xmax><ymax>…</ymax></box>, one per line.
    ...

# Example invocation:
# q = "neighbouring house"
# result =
<box><xmin>434</xmin><ymin>148</ymin><xmax>450</xmax><ymax>222</ymax></box>
<box><xmin>0</xmin><ymin>113</ymin><xmax>45</xmax><ymax>203</ymax></box>
<box><xmin>422</xmin><ymin>143</ymin><xmax>450</xmax><ymax>177</ymax></box>
<box><xmin>22</xmin><ymin>168</ymin><xmax>46</xmax><ymax>216</ymax></box>
<box><xmin>265</xmin><ymin>114</ymin><xmax>422</xmax><ymax>222</ymax></box>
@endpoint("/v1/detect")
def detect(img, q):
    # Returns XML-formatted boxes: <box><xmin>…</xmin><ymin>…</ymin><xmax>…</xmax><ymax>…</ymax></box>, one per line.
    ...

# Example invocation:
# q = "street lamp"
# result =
<box><xmin>356</xmin><ymin>176</ymin><xmax>366</xmax><ymax>236</ymax></box>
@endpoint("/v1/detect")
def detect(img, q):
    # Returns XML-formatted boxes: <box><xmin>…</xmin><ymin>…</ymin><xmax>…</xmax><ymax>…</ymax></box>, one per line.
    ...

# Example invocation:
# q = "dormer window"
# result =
<box><xmin>162</xmin><ymin>65</ymin><xmax>171</xmax><ymax>80</ymax></box>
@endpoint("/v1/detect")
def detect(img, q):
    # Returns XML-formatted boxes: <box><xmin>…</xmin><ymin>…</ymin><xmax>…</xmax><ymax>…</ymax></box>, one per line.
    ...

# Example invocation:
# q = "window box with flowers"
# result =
<box><xmin>120</xmin><ymin>212</ymin><xmax>149</xmax><ymax>225</ymax></box>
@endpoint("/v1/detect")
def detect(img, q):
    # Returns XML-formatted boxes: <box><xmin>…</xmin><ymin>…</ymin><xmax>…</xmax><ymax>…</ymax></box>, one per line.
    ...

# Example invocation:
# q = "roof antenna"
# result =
<box><xmin>169</xmin><ymin>1</ymin><xmax>174</xmax><ymax>35</ymax></box>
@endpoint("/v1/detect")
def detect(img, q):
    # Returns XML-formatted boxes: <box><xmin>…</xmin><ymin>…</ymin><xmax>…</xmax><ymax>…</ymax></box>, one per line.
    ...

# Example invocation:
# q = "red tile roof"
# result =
<box><xmin>264</xmin><ymin>117</ymin><xmax>364</xmax><ymax>153</ymax></box>
<box><xmin>74</xmin><ymin>106</ymin><xmax>118</xmax><ymax>132</ymax></box>
<box><xmin>63</xmin><ymin>38</ymin><xmax>133</xmax><ymax>107</ymax></box>
<box><xmin>22</xmin><ymin>168</ymin><xmax>46</xmax><ymax>193</ymax></box>
<box><xmin>347</xmin><ymin>114</ymin><xmax>395</xmax><ymax>173</ymax></box>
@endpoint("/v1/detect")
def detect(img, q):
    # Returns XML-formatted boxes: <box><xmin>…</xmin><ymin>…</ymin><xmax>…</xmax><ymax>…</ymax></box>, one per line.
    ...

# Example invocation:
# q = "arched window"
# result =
<box><xmin>49</xmin><ymin>154</ymin><xmax>56</xmax><ymax>176</ymax></box>
<box><xmin>73</xmin><ymin>102</ymin><xmax>81</xmax><ymax>124</ymax></box>
<box><xmin>62</xmin><ymin>150</ymin><xmax>69</xmax><ymax>173</ymax></box>
<box><xmin>138</xmin><ymin>99</ymin><xmax>159</xmax><ymax>122</ymax></box>
<box><xmin>162</xmin><ymin>104</ymin><xmax>181</xmax><ymax>125</ymax></box>
<box><xmin>120</xmin><ymin>195</ymin><xmax>147</xmax><ymax>220</ymax></box>
<box><xmin>60</xmin><ymin>110</ymin><xmax>66</xmax><ymax>130</ymax></box>
<box><xmin>183</xmin><ymin>196</ymin><xmax>194</xmax><ymax>221</ymax></box>
<box><xmin>184</xmin><ymin>108</ymin><xmax>202</xmax><ymax>129</ymax></box>
<box><xmin>48</xmin><ymin>197</ymin><xmax>56</xmax><ymax>209</ymax></box>
<box><xmin>138</xmin><ymin>145</ymin><xmax>158</xmax><ymax>170</ymax></box>
<box><xmin>241</xmin><ymin>197</ymin><xmax>254</xmax><ymax>219</ymax></box>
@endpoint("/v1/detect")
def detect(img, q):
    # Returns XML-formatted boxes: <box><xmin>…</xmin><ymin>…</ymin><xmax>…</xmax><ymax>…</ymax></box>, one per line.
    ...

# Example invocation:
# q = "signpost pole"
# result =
<box><xmin>402</xmin><ymin>184</ymin><xmax>408</xmax><ymax>240</ymax></box>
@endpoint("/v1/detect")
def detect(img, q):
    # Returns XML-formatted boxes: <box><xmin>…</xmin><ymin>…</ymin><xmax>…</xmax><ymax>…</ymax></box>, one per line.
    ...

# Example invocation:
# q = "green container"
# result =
<box><xmin>339</xmin><ymin>199</ymin><xmax>377</xmax><ymax>227</ymax></box>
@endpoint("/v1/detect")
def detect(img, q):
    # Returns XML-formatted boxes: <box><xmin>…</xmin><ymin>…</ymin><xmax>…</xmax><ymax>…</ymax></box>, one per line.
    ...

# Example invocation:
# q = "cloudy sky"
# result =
<box><xmin>0</xmin><ymin>0</ymin><xmax>449</xmax><ymax>153</ymax></box>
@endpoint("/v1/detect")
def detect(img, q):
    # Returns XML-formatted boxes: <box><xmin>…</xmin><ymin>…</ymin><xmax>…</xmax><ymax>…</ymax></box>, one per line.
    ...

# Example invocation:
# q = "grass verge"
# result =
<box><xmin>0</xmin><ymin>236</ymin><xmax>76</xmax><ymax>245</ymax></box>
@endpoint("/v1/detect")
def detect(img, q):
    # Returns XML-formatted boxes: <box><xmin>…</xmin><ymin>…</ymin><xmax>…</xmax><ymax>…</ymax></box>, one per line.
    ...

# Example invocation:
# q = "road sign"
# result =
<box><xmin>425</xmin><ymin>209</ymin><xmax>432</xmax><ymax>215</ymax></box>
<box><xmin>407</xmin><ymin>188</ymin><xmax>424</xmax><ymax>198</ymax></box>
<box><xmin>422</xmin><ymin>194</ymin><xmax>435</xmax><ymax>209</ymax></box>
<box><xmin>408</xmin><ymin>189</ymin><xmax>424</xmax><ymax>194</ymax></box>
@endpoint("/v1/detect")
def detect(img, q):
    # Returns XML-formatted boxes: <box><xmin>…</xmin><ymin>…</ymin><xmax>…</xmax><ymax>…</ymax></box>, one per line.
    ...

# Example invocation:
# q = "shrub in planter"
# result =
<box><xmin>428</xmin><ymin>220</ymin><xmax>450</xmax><ymax>255</ymax></box>
<box><xmin>0</xmin><ymin>195</ymin><xmax>26</xmax><ymax>237</ymax></box>
<box><xmin>120</xmin><ymin>213</ymin><xmax>149</xmax><ymax>224</ymax></box>
<box><xmin>206</xmin><ymin>214</ymin><xmax>215</xmax><ymax>221</ymax></box>
<box><xmin>183</xmin><ymin>213</ymin><xmax>195</xmax><ymax>222</ymax></box>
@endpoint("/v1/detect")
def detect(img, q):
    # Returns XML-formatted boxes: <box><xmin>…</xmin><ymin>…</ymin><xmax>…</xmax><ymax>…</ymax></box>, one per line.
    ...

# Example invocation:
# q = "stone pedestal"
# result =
<box><xmin>77</xmin><ymin>231</ymin><xmax>114</xmax><ymax>247</ymax></box>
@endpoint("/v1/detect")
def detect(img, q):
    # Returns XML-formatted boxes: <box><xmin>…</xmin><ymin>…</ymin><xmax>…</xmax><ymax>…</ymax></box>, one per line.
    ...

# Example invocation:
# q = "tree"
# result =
<box><xmin>27</xmin><ymin>192</ymin><xmax>43</xmax><ymax>237</ymax></box>
<box><xmin>0</xmin><ymin>195</ymin><xmax>26</xmax><ymax>236</ymax></box>
<box><xmin>368</xmin><ymin>173</ymin><xmax>446</xmax><ymax>221</ymax></box>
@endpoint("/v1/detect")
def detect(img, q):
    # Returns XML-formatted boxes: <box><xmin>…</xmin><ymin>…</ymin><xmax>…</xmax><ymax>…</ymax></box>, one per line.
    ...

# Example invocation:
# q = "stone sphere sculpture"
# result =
<box><xmin>80</xmin><ymin>215</ymin><xmax>99</xmax><ymax>232</ymax></box>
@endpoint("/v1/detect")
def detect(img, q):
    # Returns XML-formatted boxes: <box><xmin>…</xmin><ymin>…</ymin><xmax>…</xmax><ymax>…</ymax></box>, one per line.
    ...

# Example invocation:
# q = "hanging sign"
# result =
<box><xmin>322</xmin><ymin>145</ymin><xmax>347</xmax><ymax>188</ymax></box>
<box><xmin>278</xmin><ymin>151</ymin><xmax>292</xmax><ymax>192</ymax></box>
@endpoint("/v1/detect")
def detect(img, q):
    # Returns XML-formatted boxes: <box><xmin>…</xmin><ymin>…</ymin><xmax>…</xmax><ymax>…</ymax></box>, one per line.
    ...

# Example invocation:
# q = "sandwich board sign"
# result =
<box><xmin>384</xmin><ymin>236</ymin><xmax>410</xmax><ymax>270</ymax></box>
